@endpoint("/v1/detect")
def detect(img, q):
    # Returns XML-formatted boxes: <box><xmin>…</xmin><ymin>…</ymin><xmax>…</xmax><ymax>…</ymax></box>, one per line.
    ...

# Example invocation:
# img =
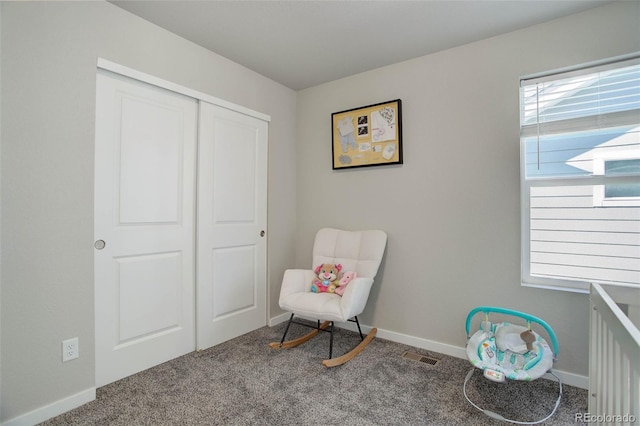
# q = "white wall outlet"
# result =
<box><xmin>62</xmin><ymin>337</ymin><xmax>79</xmax><ymax>362</ymax></box>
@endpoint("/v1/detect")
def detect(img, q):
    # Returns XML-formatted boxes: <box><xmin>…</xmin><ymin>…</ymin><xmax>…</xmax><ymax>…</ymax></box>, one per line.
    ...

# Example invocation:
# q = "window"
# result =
<box><xmin>594</xmin><ymin>157</ymin><xmax>640</xmax><ymax>207</ymax></box>
<box><xmin>520</xmin><ymin>55</ymin><xmax>640</xmax><ymax>292</ymax></box>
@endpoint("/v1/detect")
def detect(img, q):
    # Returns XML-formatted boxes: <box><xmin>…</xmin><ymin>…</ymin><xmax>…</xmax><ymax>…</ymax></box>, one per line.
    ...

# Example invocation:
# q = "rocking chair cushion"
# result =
<box><xmin>278</xmin><ymin>228</ymin><xmax>387</xmax><ymax>323</ymax></box>
<box><xmin>279</xmin><ymin>270</ymin><xmax>374</xmax><ymax>322</ymax></box>
<box><xmin>312</xmin><ymin>228</ymin><xmax>387</xmax><ymax>279</ymax></box>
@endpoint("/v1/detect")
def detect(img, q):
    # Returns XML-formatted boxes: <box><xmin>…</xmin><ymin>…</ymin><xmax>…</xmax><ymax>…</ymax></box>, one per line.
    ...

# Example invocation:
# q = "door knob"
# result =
<box><xmin>94</xmin><ymin>240</ymin><xmax>106</xmax><ymax>250</ymax></box>
<box><xmin>260</xmin><ymin>230</ymin><xmax>265</xmax><ymax>237</ymax></box>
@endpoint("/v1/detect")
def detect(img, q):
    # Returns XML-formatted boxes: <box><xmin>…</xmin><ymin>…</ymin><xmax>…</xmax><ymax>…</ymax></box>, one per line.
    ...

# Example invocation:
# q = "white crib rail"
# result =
<box><xmin>589</xmin><ymin>283</ymin><xmax>640</xmax><ymax>425</ymax></box>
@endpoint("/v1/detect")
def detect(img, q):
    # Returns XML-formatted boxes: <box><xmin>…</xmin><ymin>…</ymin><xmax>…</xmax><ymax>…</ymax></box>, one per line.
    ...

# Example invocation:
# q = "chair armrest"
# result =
<box><xmin>339</xmin><ymin>277</ymin><xmax>374</xmax><ymax>320</ymax></box>
<box><xmin>279</xmin><ymin>269</ymin><xmax>316</xmax><ymax>305</ymax></box>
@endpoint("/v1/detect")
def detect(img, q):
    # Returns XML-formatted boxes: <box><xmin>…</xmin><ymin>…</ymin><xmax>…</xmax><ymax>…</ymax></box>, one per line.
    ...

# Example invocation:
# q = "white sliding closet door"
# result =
<box><xmin>196</xmin><ymin>102</ymin><xmax>268</xmax><ymax>350</ymax></box>
<box><xmin>94</xmin><ymin>70</ymin><xmax>197</xmax><ymax>387</ymax></box>
<box><xmin>95</xmin><ymin>62</ymin><xmax>269</xmax><ymax>387</ymax></box>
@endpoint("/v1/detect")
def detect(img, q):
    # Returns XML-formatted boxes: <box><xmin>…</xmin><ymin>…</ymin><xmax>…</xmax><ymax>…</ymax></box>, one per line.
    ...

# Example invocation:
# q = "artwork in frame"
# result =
<box><xmin>331</xmin><ymin>99</ymin><xmax>402</xmax><ymax>170</ymax></box>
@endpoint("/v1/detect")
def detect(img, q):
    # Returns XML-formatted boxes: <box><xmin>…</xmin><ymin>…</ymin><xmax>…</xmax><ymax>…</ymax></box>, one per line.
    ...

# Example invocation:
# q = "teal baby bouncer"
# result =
<box><xmin>464</xmin><ymin>306</ymin><xmax>563</xmax><ymax>424</ymax></box>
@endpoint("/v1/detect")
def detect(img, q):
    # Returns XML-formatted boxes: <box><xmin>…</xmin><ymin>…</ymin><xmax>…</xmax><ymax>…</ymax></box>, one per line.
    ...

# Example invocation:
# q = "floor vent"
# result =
<box><xmin>401</xmin><ymin>351</ymin><xmax>440</xmax><ymax>366</ymax></box>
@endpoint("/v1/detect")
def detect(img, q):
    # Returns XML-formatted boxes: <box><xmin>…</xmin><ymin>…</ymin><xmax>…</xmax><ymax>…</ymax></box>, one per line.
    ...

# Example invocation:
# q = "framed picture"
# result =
<box><xmin>331</xmin><ymin>99</ymin><xmax>402</xmax><ymax>170</ymax></box>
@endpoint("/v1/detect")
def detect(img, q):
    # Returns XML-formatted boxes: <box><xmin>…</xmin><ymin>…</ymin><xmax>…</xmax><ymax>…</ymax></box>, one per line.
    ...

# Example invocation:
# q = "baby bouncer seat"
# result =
<box><xmin>464</xmin><ymin>306</ymin><xmax>563</xmax><ymax>424</ymax></box>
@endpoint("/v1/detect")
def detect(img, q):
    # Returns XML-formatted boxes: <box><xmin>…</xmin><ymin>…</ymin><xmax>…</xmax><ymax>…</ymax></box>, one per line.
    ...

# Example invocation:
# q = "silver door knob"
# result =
<box><xmin>94</xmin><ymin>240</ymin><xmax>106</xmax><ymax>250</ymax></box>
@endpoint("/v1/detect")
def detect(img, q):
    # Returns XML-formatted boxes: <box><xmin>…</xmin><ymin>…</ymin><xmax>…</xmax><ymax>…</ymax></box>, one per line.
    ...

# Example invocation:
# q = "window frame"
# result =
<box><xmin>519</xmin><ymin>53</ymin><xmax>640</xmax><ymax>293</ymax></box>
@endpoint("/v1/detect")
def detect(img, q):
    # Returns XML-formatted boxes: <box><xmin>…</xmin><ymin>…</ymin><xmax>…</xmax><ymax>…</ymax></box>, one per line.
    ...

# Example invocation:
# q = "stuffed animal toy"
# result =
<box><xmin>520</xmin><ymin>329</ymin><xmax>536</xmax><ymax>352</ymax></box>
<box><xmin>311</xmin><ymin>263</ymin><xmax>342</xmax><ymax>293</ymax></box>
<box><xmin>335</xmin><ymin>271</ymin><xmax>356</xmax><ymax>296</ymax></box>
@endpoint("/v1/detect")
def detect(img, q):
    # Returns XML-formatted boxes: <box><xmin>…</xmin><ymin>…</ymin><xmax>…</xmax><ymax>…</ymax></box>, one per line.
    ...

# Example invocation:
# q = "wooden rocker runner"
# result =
<box><xmin>269</xmin><ymin>317</ymin><xmax>378</xmax><ymax>367</ymax></box>
<box><xmin>269</xmin><ymin>228</ymin><xmax>387</xmax><ymax>367</ymax></box>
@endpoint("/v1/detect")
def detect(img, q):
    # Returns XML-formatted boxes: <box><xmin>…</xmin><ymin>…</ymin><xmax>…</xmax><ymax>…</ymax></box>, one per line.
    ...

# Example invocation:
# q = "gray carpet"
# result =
<box><xmin>42</xmin><ymin>323</ymin><xmax>587</xmax><ymax>425</ymax></box>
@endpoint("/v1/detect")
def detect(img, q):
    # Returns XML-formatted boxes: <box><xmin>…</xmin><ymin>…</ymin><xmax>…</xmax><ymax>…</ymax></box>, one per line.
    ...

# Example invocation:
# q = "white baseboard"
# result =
<box><xmin>543</xmin><ymin>370</ymin><xmax>589</xmax><ymax>390</ymax></box>
<box><xmin>268</xmin><ymin>312</ymin><xmax>291</xmax><ymax>327</ymax></box>
<box><xmin>2</xmin><ymin>387</ymin><xmax>95</xmax><ymax>426</ymax></box>
<box><xmin>268</xmin><ymin>315</ymin><xmax>589</xmax><ymax>390</ymax></box>
<box><xmin>376</xmin><ymin>327</ymin><xmax>468</xmax><ymax>359</ymax></box>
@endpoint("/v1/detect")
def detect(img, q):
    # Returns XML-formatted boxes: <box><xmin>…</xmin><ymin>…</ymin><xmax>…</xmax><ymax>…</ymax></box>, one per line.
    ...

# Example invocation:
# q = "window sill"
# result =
<box><xmin>521</xmin><ymin>281</ymin><xmax>589</xmax><ymax>294</ymax></box>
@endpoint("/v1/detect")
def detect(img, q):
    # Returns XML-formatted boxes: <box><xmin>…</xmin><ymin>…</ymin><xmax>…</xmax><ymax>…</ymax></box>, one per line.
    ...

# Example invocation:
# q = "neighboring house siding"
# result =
<box><xmin>530</xmin><ymin>185</ymin><xmax>640</xmax><ymax>285</ymax></box>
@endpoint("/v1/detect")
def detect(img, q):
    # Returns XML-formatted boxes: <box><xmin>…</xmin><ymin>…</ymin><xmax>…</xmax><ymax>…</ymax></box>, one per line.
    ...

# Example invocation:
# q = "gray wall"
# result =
<box><xmin>293</xmin><ymin>0</ymin><xmax>639</xmax><ymax>376</ymax></box>
<box><xmin>0</xmin><ymin>1</ymin><xmax>296</xmax><ymax>421</ymax></box>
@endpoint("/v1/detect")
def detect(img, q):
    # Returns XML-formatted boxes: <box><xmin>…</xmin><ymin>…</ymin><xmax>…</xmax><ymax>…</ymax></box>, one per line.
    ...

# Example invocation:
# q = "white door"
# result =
<box><xmin>94</xmin><ymin>70</ymin><xmax>197</xmax><ymax>386</ymax></box>
<box><xmin>196</xmin><ymin>102</ymin><xmax>268</xmax><ymax>349</ymax></box>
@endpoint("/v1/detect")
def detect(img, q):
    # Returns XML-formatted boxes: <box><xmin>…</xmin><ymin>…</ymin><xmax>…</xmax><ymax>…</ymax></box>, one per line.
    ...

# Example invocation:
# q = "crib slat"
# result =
<box><xmin>589</xmin><ymin>283</ymin><xmax>640</xmax><ymax>426</ymax></box>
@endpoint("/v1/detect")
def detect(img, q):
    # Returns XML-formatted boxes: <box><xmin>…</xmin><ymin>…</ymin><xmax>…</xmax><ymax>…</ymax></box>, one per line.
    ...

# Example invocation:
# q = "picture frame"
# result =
<box><xmin>331</xmin><ymin>99</ymin><xmax>402</xmax><ymax>170</ymax></box>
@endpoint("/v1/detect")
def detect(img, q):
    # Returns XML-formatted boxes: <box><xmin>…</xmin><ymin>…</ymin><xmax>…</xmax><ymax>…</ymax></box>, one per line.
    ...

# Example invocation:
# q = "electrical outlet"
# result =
<box><xmin>62</xmin><ymin>337</ymin><xmax>79</xmax><ymax>362</ymax></box>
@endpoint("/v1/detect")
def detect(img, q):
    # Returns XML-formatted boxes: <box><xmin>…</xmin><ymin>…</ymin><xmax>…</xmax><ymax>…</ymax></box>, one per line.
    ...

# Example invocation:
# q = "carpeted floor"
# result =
<box><xmin>42</xmin><ymin>323</ymin><xmax>587</xmax><ymax>425</ymax></box>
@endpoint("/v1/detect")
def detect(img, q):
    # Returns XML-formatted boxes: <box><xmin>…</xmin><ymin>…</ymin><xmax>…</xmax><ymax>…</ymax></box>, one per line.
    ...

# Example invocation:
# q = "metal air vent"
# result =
<box><xmin>401</xmin><ymin>350</ymin><xmax>440</xmax><ymax>365</ymax></box>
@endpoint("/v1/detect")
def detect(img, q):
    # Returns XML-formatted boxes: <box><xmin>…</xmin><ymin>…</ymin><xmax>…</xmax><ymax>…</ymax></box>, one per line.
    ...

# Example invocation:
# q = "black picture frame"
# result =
<box><xmin>331</xmin><ymin>99</ymin><xmax>402</xmax><ymax>170</ymax></box>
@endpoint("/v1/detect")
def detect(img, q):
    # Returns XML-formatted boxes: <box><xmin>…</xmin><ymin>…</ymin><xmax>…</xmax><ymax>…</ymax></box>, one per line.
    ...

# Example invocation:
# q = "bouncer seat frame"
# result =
<box><xmin>463</xmin><ymin>306</ymin><xmax>563</xmax><ymax>424</ymax></box>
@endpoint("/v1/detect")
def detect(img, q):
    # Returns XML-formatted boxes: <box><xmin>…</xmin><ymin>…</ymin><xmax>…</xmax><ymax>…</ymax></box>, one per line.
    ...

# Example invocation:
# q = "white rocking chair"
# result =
<box><xmin>269</xmin><ymin>228</ymin><xmax>387</xmax><ymax>367</ymax></box>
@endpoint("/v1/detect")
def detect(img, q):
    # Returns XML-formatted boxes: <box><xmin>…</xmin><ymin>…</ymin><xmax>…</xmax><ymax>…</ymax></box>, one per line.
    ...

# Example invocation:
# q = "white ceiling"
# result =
<box><xmin>111</xmin><ymin>0</ymin><xmax>613</xmax><ymax>91</ymax></box>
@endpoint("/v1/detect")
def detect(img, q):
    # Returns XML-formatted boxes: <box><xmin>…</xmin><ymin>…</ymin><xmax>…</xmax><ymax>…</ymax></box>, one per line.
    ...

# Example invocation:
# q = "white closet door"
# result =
<box><xmin>196</xmin><ymin>101</ymin><xmax>268</xmax><ymax>350</ymax></box>
<box><xmin>94</xmin><ymin>70</ymin><xmax>197</xmax><ymax>386</ymax></box>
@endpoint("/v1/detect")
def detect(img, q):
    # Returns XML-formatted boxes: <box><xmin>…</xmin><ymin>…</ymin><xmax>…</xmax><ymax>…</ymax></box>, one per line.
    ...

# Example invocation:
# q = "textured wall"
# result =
<box><xmin>293</xmin><ymin>1</ymin><xmax>639</xmax><ymax>378</ymax></box>
<box><xmin>0</xmin><ymin>1</ymin><xmax>296</xmax><ymax>421</ymax></box>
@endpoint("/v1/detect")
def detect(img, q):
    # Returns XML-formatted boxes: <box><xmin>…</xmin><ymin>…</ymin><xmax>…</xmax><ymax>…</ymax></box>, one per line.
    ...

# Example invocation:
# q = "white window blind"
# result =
<box><xmin>520</xmin><ymin>55</ymin><xmax>640</xmax><ymax>291</ymax></box>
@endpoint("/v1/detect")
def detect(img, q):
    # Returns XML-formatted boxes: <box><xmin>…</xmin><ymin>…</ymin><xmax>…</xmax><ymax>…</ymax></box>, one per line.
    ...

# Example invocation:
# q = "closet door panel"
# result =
<box><xmin>197</xmin><ymin>101</ymin><xmax>268</xmax><ymax>350</ymax></box>
<box><xmin>94</xmin><ymin>70</ymin><xmax>197</xmax><ymax>387</ymax></box>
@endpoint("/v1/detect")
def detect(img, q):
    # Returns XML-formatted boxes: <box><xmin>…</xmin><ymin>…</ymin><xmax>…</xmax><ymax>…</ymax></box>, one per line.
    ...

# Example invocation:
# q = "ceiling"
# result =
<box><xmin>111</xmin><ymin>0</ymin><xmax>613</xmax><ymax>91</ymax></box>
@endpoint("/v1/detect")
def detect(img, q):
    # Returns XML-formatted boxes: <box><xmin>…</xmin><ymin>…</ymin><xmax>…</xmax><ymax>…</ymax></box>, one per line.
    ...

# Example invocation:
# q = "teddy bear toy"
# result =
<box><xmin>335</xmin><ymin>271</ymin><xmax>356</xmax><ymax>296</ymax></box>
<box><xmin>311</xmin><ymin>263</ymin><xmax>342</xmax><ymax>293</ymax></box>
<box><xmin>520</xmin><ymin>329</ymin><xmax>536</xmax><ymax>352</ymax></box>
